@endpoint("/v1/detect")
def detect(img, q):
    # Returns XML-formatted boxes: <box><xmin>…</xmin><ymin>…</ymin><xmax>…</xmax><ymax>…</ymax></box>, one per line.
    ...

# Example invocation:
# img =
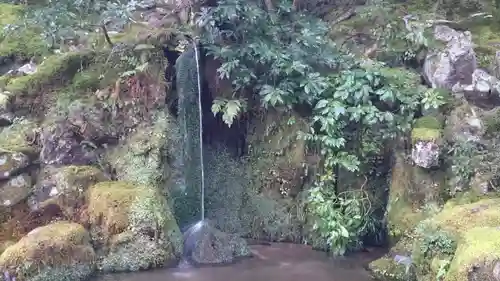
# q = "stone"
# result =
<box><xmin>0</xmin><ymin>222</ymin><xmax>95</xmax><ymax>281</ymax></box>
<box><xmin>29</xmin><ymin>165</ymin><xmax>108</xmax><ymax>213</ymax></box>
<box><xmin>423</xmin><ymin>25</ymin><xmax>477</xmax><ymax>91</ymax></box>
<box><xmin>183</xmin><ymin>220</ymin><xmax>252</xmax><ymax>265</ymax></box>
<box><xmin>445</xmin><ymin>102</ymin><xmax>484</xmax><ymax>143</ymax></box>
<box><xmin>39</xmin><ymin>119</ymin><xmax>98</xmax><ymax>166</ymax></box>
<box><xmin>0</xmin><ymin>151</ymin><xmax>30</xmax><ymax>180</ymax></box>
<box><xmin>86</xmin><ymin>181</ymin><xmax>182</xmax><ymax>272</ymax></box>
<box><xmin>0</xmin><ymin>174</ymin><xmax>32</xmax><ymax>207</ymax></box>
<box><xmin>411</xmin><ymin>141</ymin><xmax>440</xmax><ymax>168</ymax></box>
<box><xmin>454</xmin><ymin>68</ymin><xmax>500</xmax><ymax>108</ymax></box>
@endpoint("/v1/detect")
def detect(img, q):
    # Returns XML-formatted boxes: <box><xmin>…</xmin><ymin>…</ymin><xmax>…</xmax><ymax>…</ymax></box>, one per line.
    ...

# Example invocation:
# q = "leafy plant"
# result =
<box><xmin>307</xmin><ymin>173</ymin><xmax>373</xmax><ymax>255</ymax></box>
<box><xmin>197</xmin><ymin>0</ymin><xmax>425</xmax><ymax>253</ymax></box>
<box><xmin>422</xmin><ymin>88</ymin><xmax>447</xmax><ymax>110</ymax></box>
<box><xmin>211</xmin><ymin>98</ymin><xmax>247</xmax><ymax>127</ymax></box>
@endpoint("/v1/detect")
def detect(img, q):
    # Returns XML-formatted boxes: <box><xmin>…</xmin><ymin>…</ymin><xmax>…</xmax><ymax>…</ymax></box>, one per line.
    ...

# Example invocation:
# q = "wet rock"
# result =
<box><xmin>86</xmin><ymin>181</ymin><xmax>182</xmax><ymax>272</ymax></box>
<box><xmin>0</xmin><ymin>222</ymin><xmax>95</xmax><ymax>281</ymax></box>
<box><xmin>39</xmin><ymin>119</ymin><xmax>98</xmax><ymax>166</ymax></box>
<box><xmin>445</xmin><ymin>102</ymin><xmax>484</xmax><ymax>143</ymax></box>
<box><xmin>454</xmin><ymin>69</ymin><xmax>500</xmax><ymax>108</ymax></box>
<box><xmin>423</xmin><ymin>25</ymin><xmax>477</xmax><ymax>90</ymax></box>
<box><xmin>0</xmin><ymin>174</ymin><xmax>32</xmax><ymax>207</ymax></box>
<box><xmin>29</xmin><ymin>165</ymin><xmax>108</xmax><ymax>214</ymax></box>
<box><xmin>183</xmin><ymin>220</ymin><xmax>252</xmax><ymax>265</ymax></box>
<box><xmin>411</xmin><ymin>141</ymin><xmax>440</xmax><ymax>168</ymax></box>
<box><xmin>0</xmin><ymin>151</ymin><xmax>30</xmax><ymax>180</ymax></box>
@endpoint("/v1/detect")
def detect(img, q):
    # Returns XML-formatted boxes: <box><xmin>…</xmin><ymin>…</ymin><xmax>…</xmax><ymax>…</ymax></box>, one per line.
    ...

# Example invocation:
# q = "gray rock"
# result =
<box><xmin>183</xmin><ymin>220</ymin><xmax>252</xmax><ymax>265</ymax></box>
<box><xmin>0</xmin><ymin>173</ymin><xmax>32</xmax><ymax>207</ymax></box>
<box><xmin>423</xmin><ymin>25</ymin><xmax>477</xmax><ymax>90</ymax></box>
<box><xmin>411</xmin><ymin>140</ymin><xmax>440</xmax><ymax>168</ymax></box>
<box><xmin>0</xmin><ymin>151</ymin><xmax>30</xmax><ymax>180</ymax></box>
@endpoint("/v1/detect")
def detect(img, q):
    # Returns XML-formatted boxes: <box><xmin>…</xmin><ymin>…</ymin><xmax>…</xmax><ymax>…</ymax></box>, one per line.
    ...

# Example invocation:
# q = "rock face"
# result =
<box><xmin>182</xmin><ymin>220</ymin><xmax>252</xmax><ymax>265</ymax></box>
<box><xmin>0</xmin><ymin>222</ymin><xmax>95</xmax><ymax>281</ymax></box>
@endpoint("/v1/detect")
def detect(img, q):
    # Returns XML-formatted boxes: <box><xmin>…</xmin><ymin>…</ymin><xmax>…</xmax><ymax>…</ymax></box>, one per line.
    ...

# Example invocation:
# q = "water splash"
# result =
<box><xmin>193</xmin><ymin>39</ymin><xmax>205</xmax><ymax>221</ymax></box>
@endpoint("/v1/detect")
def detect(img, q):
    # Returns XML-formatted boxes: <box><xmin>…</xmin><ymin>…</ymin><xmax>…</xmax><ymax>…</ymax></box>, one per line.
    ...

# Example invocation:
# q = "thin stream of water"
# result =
<box><xmin>193</xmin><ymin>39</ymin><xmax>205</xmax><ymax>221</ymax></box>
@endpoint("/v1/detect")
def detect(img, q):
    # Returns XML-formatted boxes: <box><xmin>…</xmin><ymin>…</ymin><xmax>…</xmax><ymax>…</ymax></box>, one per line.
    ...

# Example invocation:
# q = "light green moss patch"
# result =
<box><xmin>0</xmin><ymin>3</ymin><xmax>49</xmax><ymax>59</ymax></box>
<box><xmin>414</xmin><ymin>116</ymin><xmax>443</xmax><ymax>130</ymax></box>
<box><xmin>411</xmin><ymin>127</ymin><xmax>441</xmax><ymax>142</ymax></box>
<box><xmin>470</xmin><ymin>25</ymin><xmax>500</xmax><ymax>68</ymax></box>
<box><xmin>446</xmin><ymin>227</ymin><xmax>500</xmax><ymax>281</ymax></box>
<box><xmin>0</xmin><ymin>119</ymin><xmax>38</xmax><ymax>154</ymax></box>
<box><xmin>0</xmin><ymin>221</ymin><xmax>95</xmax><ymax>281</ymax></box>
<box><xmin>5</xmin><ymin>51</ymin><xmax>94</xmax><ymax>95</ymax></box>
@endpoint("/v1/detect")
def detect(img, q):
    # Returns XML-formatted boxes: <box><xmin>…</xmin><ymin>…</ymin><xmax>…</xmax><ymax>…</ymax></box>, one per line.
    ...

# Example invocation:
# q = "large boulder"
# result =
<box><xmin>0</xmin><ymin>221</ymin><xmax>95</xmax><ymax>281</ymax></box>
<box><xmin>423</xmin><ymin>25</ymin><xmax>477</xmax><ymax>90</ymax></box>
<box><xmin>85</xmin><ymin>181</ymin><xmax>182</xmax><ymax>272</ymax></box>
<box><xmin>182</xmin><ymin>220</ymin><xmax>252</xmax><ymax>265</ymax></box>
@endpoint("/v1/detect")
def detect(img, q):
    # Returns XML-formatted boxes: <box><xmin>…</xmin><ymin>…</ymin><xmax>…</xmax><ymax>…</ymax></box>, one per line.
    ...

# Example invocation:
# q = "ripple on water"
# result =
<box><xmin>93</xmin><ymin>243</ymin><xmax>384</xmax><ymax>281</ymax></box>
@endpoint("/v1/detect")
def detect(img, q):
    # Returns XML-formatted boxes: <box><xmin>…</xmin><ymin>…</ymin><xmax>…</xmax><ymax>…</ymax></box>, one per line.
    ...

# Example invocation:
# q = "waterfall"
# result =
<box><xmin>194</xmin><ymin>40</ymin><xmax>206</xmax><ymax>221</ymax></box>
<box><xmin>175</xmin><ymin>41</ymin><xmax>205</xmax><ymax>226</ymax></box>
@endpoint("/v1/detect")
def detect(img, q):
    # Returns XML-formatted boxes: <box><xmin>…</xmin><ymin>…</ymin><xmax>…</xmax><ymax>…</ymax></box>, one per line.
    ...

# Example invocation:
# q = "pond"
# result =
<box><xmin>93</xmin><ymin>243</ymin><xmax>384</xmax><ymax>281</ymax></box>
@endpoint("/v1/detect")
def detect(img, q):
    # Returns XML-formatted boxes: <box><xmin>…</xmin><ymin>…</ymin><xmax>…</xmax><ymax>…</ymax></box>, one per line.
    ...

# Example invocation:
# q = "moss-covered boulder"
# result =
<box><xmin>0</xmin><ymin>221</ymin><xmax>95</xmax><ymax>281</ymax></box>
<box><xmin>32</xmin><ymin>165</ymin><xmax>108</xmax><ymax>217</ymax></box>
<box><xmin>0</xmin><ymin>151</ymin><xmax>30</xmax><ymax>180</ymax></box>
<box><xmin>86</xmin><ymin>181</ymin><xmax>182</xmax><ymax>272</ymax></box>
<box><xmin>0</xmin><ymin>174</ymin><xmax>32</xmax><ymax>207</ymax></box>
<box><xmin>0</xmin><ymin>119</ymin><xmax>37</xmax><ymax>155</ymax></box>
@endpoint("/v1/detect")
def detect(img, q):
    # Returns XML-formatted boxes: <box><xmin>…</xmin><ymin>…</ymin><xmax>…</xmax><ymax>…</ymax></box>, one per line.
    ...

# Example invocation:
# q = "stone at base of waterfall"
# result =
<box><xmin>183</xmin><ymin>221</ymin><xmax>252</xmax><ymax>265</ymax></box>
<box><xmin>411</xmin><ymin>141</ymin><xmax>440</xmax><ymax>168</ymax></box>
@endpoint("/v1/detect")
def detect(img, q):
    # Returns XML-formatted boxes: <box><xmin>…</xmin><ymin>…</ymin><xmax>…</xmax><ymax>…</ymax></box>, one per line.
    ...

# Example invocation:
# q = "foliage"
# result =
<box><xmin>422</xmin><ymin>88</ymin><xmax>447</xmax><ymax>110</ymax></box>
<box><xmin>447</xmin><ymin>138</ymin><xmax>483</xmax><ymax>194</ymax></box>
<box><xmin>211</xmin><ymin>98</ymin><xmax>247</xmax><ymax>127</ymax></box>
<box><xmin>0</xmin><ymin>0</ymin><xmax>137</xmax><ymax>47</ymax></box>
<box><xmin>307</xmin><ymin>173</ymin><xmax>375</xmax><ymax>255</ymax></box>
<box><xmin>198</xmin><ymin>0</ymin><xmax>425</xmax><ymax>253</ymax></box>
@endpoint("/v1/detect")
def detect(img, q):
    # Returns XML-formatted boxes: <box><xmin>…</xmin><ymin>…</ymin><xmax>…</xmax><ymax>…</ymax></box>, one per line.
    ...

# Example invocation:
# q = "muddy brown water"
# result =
<box><xmin>94</xmin><ymin>243</ymin><xmax>384</xmax><ymax>281</ymax></box>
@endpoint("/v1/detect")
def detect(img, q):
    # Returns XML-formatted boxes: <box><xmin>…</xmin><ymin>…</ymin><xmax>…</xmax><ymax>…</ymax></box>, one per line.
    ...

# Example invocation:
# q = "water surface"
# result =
<box><xmin>94</xmin><ymin>243</ymin><xmax>383</xmax><ymax>281</ymax></box>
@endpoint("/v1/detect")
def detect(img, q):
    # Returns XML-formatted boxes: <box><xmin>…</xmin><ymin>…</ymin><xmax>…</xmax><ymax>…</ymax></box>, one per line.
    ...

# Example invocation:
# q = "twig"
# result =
<box><xmin>101</xmin><ymin>24</ymin><xmax>114</xmax><ymax>47</ymax></box>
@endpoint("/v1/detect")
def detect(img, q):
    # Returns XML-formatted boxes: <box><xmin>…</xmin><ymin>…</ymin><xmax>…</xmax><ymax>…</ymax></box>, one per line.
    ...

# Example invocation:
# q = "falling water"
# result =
<box><xmin>193</xmin><ymin>39</ymin><xmax>205</xmax><ymax>221</ymax></box>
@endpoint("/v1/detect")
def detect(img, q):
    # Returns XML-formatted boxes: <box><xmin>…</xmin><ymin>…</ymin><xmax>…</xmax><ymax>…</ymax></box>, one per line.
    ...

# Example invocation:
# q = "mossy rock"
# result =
<box><xmin>0</xmin><ymin>119</ymin><xmax>38</xmax><ymax>155</ymax></box>
<box><xmin>5</xmin><ymin>52</ymin><xmax>94</xmax><ymax>96</ymax></box>
<box><xmin>0</xmin><ymin>174</ymin><xmax>32</xmax><ymax>207</ymax></box>
<box><xmin>0</xmin><ymin>3</ymin><xmax>50</xmax><ymax>59</ymax></box>
<box><xmin>446</xmin><ymin>227</ymin><xmax>500</xmax><ymax>281</ymax></box>
<box><xmin>430</xmin><ymin>198</ymin><xmax>500</xmax><ymax>237</ymax></box>
<box><xmin>0</xmin><ymin>221</ymin><xmax>95</xmax><ymax>281</ymax></box>
<box><xmin>368</xmin><ymin>256</ymin><xmax>415</xmax><ymax>281</ymax></box>
<box><xmin>469</xmin><ymin>25</ymin><xmax>500</xmax><ymax>69</ymax></box>
<box><xmin>386</xmin><ymin>152</ymin><xmax>424</xmax><ymax>241</ymax></box>
<box><xmin>105</xmin><ymin>111</ymin><xmax>179</xmax><ymax>187</ymax></box>
<box><xmin>86</xmin><ymin>181</ymin><xmax>182</xmax><ymax>272</ymax></box>
<box><xmin>34</xmin><ymin>165</ymin><xmax>108</xmax><ymax>217</ymax></box>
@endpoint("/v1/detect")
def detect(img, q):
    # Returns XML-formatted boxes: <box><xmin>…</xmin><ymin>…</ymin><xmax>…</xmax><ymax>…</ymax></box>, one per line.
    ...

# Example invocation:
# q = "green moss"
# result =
<box><xmin>431</xmin><ymin>199</ymin><xmax>500</xmax><ymax>237</ymax></box>
<box><xmin>0</xmin><ymin>4</ymin><xmax>49</xmax><ymax>59</ymax></box>
<box><xmin>446</xmin><ymin>227</ymin><xmax>500</xmax><ymax>281</ymax></box>
<box><xmin>0</xmin><ymin>119</ymin><xmax>38</xmax><ymax>154</ymax></box>
<box><xmin>411</xmin><ymin>128</ymin><xmax>441</xmax><ymax>142</ymax></box>
<box><xmin>387</xmin><ymin>153</ymin><xmax>424</xmax><ymax>242</ymax></box>
<box><xmin>87</xmin><ymin>180</ymin><xmax>182</xmax><ymax>272</ymax></box>
<box><xmin>5</xmin><ymin>51</ymin><xmax>94</xmax><ymax>95</ymax></box>
<box><xmin>0</xmin><ymin>221</ymin><xmax>95</xmax><ymax>281</ymax></box>
<box><xmin>71</xmin><ymin>68</ymin><xmax>102</xmax><ymax>91</ymax></box>
<box><xmin>368</xmin><ymin>256</ymin><xmax>414</xmax><ymax>281</ymax></box>
<box><xmin>87</xmin><ymin>181</ymin><xmax>142</xmax><ymax>235</ymax></box>
<box><xmin>470</xmin><ymin>25</ymin><xmax>500</xmax><ymax>69</ymax></box>
<box><xmin>414</xmin><ymin>116</ymin><xmax>442</xmax><ymax>130</ymax></box>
